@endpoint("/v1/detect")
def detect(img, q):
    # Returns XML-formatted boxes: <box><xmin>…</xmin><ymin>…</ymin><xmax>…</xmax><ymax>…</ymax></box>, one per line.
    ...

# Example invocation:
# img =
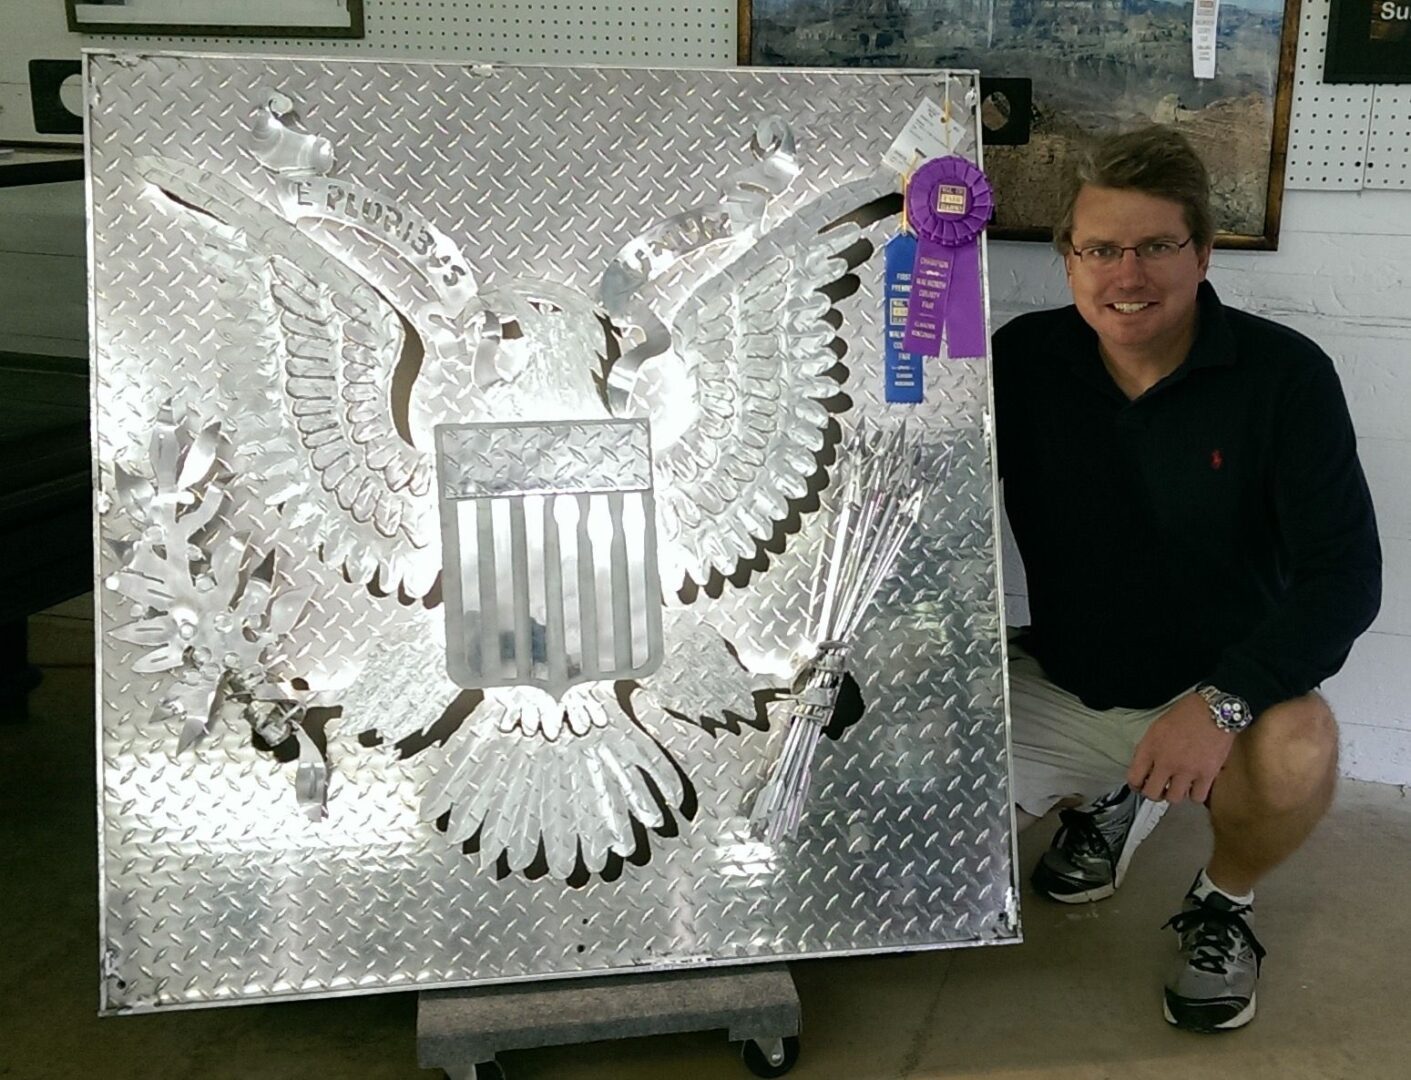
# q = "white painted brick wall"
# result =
<box><xmin>990</xmin><ymin>188</ymin><xmax>1411</xmax><ymax>785</ymax></box>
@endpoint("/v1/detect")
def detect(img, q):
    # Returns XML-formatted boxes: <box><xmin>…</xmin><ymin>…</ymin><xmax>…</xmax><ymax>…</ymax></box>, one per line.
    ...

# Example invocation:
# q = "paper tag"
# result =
<box><xmin>883</xmin><ymin>97</ymin><xmax>965</xmax><ymax>175</ymax></box>
<box><xmin>883</xmin><ymin>234</ymin><xmax>923</xmax><ymax>403</ymax></box>
<box><xmin>1192</xmin><ymin>0</ymin><xmax>1220</xmax><ymax>79</ymax></box>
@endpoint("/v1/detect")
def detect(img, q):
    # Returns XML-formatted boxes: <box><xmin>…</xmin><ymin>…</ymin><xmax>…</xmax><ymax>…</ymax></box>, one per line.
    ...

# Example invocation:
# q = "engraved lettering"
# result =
<box><xmin>936</xmin><ymin>184</ymin><xmax>968</xmax><ymax>215</ymax></box>
<box><xmin>295</xmin><ymin>181</ymin><xmax>313</xmax><ymax>207</ymax></box>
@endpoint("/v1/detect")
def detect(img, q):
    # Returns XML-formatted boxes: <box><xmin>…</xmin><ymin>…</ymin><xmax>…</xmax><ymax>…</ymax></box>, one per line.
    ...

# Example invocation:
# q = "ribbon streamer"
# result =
<box><xmin>277</xmin><ymin>175</ymin><xmax>477</xmax><ymax>314</ymax></box>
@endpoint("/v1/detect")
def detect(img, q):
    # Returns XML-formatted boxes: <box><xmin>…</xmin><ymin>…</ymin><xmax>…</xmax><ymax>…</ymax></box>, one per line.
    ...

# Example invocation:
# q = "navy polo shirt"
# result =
<box><xmin>993</xmin><ymin>281</ymin><xmax>1382</xmax><ymax>717</ymax></box>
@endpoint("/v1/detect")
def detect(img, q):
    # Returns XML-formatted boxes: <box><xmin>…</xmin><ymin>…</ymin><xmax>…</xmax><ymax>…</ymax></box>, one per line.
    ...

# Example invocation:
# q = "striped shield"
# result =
<box><xmin>436</xmin><ymin>418</ymin><xmax>663</xmax><ymax>698</ymax></box>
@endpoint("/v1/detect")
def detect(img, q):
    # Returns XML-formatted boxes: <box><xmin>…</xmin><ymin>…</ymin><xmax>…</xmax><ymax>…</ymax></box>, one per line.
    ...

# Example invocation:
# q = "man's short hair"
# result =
<box><xmin>1052</xmin><ymin>126</ymin><xmax>1215</xmax><ymax>254</ymax></box>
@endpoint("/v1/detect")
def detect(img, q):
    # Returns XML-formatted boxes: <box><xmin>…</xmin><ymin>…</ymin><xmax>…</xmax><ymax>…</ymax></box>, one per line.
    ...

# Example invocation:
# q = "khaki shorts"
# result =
<box><xmin>1007</xmin><ymin>633</ymin><xmax>1192</xmax><ymax>818</ymax></box>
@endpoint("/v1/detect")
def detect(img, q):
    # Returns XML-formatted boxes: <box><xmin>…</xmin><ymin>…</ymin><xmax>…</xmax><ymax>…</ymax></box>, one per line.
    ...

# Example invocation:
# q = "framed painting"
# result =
<box><xmin>739</xmin><ymin>0</ymin><xmax>1301</xmax><ymax>248</ymax></box>
<box><xmin>66</xmin><ymin>0</ymin><xmax>365</xmax><ymax>38</ymax></box>
<box><xmin>1325</xmin><ymin>0</ymin><xmax>1411</xmax><ymax>82</ymax></box>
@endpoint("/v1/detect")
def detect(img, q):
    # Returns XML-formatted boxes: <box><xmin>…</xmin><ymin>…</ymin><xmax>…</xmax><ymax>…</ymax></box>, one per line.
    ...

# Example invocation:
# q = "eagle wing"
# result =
<box><xmin>642</xmin><ymin>176</ymin><xmax>894</xmax><ymax>587</ymax></box>
<box><xmin>138</xmin><ymin>156</ymin><xmax>440</xmax><ymax>597</ymax></box>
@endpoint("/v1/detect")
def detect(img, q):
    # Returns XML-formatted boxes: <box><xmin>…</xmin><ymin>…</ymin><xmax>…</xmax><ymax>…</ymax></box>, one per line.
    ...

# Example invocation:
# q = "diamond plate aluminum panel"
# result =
<box><xmin>88</xmin><ymin>52</ymin><xmax>1018</xmax><ymax>1014</ymax></box>
<box><xmin>439</xmin><ymin>421</ymin><xmax>653</xmax><ymax>499</ymax></box>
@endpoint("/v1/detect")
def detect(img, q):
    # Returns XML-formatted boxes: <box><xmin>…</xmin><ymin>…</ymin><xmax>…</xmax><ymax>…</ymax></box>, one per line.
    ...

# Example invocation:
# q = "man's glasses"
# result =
<box><xmin>1069</xmin><ymin>237</ymin><xmax>1194</xmax><ymax>267</ymax></box>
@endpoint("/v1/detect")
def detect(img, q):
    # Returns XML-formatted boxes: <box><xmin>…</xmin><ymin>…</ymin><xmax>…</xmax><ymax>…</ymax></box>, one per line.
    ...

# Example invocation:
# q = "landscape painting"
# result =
<box><xmin>742</xmin><ymin>0</ymin><xmax>1300</xmax><ymax>247</ymax></box>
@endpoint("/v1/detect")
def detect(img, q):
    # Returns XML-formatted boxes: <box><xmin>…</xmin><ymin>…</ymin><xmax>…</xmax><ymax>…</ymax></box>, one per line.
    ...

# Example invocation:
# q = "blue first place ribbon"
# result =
<box><xmin>883</xmin><ymin>232</ymin><xmax>924</xmax><ymax>404</ymax></box>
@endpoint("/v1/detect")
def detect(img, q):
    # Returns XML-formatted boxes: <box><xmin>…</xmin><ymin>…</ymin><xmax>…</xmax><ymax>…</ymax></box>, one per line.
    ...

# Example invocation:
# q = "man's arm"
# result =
<box><xmin>1128</xmin><ymin>353</ymin><xmax>1380</xmax><ymax>804</ymax></box>
<box><xmin>1206</xmin><ymin>356</ymin><xmax>1382</xmax><ymax>718</ymax></box>
<box><xmin>990</xmin><ymin>318</ymin><xmax>1029</xmax><ymax>486</ymax></box>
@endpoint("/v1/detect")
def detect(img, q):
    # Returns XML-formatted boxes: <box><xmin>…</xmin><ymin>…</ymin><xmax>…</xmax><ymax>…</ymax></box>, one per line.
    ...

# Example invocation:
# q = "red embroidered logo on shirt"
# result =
<box><xmin>1210</xmin><ymin>449</ymin><xmax>1224</xmax><ymax>471</ymax></box>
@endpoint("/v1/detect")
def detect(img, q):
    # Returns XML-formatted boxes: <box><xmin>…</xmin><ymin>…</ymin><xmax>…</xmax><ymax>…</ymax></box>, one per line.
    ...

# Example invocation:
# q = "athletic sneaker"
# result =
<box><xmin>1163</xmin><ymin>881</ymin><xmax>1265</xmax><ymax>1032</ymax></box>
<box><xmin>1030</xmin><ymin>785</ymin><xmax>1168</xmax><ymax>903</ymax></box>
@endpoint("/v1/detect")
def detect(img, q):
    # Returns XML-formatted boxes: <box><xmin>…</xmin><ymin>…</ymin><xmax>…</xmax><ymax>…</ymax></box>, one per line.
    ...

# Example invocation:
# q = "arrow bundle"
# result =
<box><xmin>751</xmin><ymin>422</ymin><xmax>952</xmax><ymax>844</ymax></box>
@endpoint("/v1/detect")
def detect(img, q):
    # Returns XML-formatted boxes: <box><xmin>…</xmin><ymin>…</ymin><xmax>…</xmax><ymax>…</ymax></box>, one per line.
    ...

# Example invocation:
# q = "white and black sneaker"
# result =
<box><xmin>1030</xmin><ymin>785</ymin><xmax>1168</xmax><ymax>903</ymax></box>
<box><xmin>1163</xmin><ymin>880</ymin><xmax>1265</xmax><ymax>1032</ymax></box>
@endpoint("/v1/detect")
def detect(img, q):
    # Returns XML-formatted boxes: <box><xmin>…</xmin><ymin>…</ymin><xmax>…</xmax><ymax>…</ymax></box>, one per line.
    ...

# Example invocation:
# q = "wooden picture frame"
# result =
<box><xmin>66</xmin><ymin>0</ymin><xmax>365</xmax><ymax>39</ymax></box>
<box><xmin>739</xmin><ymin>0</ymin><xmax>1301</xmax><ymax>249</ymax></box>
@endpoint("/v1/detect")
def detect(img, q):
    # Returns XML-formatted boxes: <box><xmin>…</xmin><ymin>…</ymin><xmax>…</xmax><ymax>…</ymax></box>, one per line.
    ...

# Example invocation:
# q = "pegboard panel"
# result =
<box><xmin>11</xmin><ymin>0</ymin><xmax>1407</xmax><ymax>189</ymax></box>
<box><xmin>1366</xmin><ymin>87</ymin><xmax>1411</xmax><ymax>189</ymax></box>
<box><xmin>1285</xmin><ymin>0</ymin><xmax>1374</xmax><ymax>190</ymax></box>
<box><xmin>76</xmin><ymin>1</ymin><xmax>736</xmax><ymax>65</ymax></box>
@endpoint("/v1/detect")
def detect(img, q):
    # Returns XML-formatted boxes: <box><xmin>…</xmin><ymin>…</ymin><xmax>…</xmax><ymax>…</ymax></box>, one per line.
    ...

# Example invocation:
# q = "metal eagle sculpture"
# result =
<box><xmin>106</xmin><ymin>91</ymin><xmax>901</xmax><ymax>881</ymax></box>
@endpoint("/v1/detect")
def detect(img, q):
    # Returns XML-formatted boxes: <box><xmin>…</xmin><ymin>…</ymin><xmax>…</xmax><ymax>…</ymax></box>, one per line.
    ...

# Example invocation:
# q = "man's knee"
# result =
<box><xmin>1230</xmin><ymin>694</ymin><xmax>1338</xmax><ymax>812</ymax></box>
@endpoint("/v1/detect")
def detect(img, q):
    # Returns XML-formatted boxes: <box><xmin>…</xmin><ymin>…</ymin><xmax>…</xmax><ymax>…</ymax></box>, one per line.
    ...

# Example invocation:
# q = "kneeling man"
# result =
<box><xmin>993</xmin><ymin>127</ymin><xmax>1382</xmax><ymax>1032</ymax></box>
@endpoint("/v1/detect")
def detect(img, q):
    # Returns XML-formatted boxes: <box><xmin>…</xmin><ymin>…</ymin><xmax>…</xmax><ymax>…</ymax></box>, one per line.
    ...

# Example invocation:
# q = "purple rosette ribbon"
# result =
<box><xmin>900</xmin><ymin>156</ymin><xmax>993</xmax><ymax>360</ymax></box>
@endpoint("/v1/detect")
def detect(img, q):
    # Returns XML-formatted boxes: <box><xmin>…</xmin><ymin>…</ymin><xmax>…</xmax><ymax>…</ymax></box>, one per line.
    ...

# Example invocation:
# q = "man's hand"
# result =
<box><xmin>1126</xmin><ymin>691</ymin><xmax>1237</xmax><ymax>805</ymax></box>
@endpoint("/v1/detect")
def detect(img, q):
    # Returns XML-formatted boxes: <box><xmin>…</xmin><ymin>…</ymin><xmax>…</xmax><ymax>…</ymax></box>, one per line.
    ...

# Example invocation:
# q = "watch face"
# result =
<box><xmin>1216</xmin><ymin>700</ymin><xmax>1246</xmax><ymax>728</ymax></box>
<box><xmin>1200</xmin><ymin>685</ymin><xmax>1252</xmax><ymax>731</ymax></box>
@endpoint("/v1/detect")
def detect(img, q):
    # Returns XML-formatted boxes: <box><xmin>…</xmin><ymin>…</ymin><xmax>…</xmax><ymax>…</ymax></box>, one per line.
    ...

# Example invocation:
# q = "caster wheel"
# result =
<box><xmin>741</xmin><ymin>1036</ymin><xmax>800</xmax><ymax>1077</ymax></box>
<box><xmin>445</xmin><ymin>1062</ymin><xmax>504</xmax><ymax>1080</ymax></box>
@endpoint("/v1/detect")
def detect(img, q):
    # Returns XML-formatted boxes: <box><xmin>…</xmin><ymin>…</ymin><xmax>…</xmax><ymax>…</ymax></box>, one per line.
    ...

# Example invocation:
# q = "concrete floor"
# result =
<box><xmin>4</xmin><ymin>599</ymin><xmax>1410</xmax><ymax>1080</ymax></box>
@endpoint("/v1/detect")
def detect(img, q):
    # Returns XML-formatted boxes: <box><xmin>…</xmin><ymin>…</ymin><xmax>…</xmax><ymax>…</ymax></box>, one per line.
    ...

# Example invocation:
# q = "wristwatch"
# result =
<box><xmin>1195</xmin><ymin>683</ymin><xmax>1255</xmax><ymax>733</ymax></box>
